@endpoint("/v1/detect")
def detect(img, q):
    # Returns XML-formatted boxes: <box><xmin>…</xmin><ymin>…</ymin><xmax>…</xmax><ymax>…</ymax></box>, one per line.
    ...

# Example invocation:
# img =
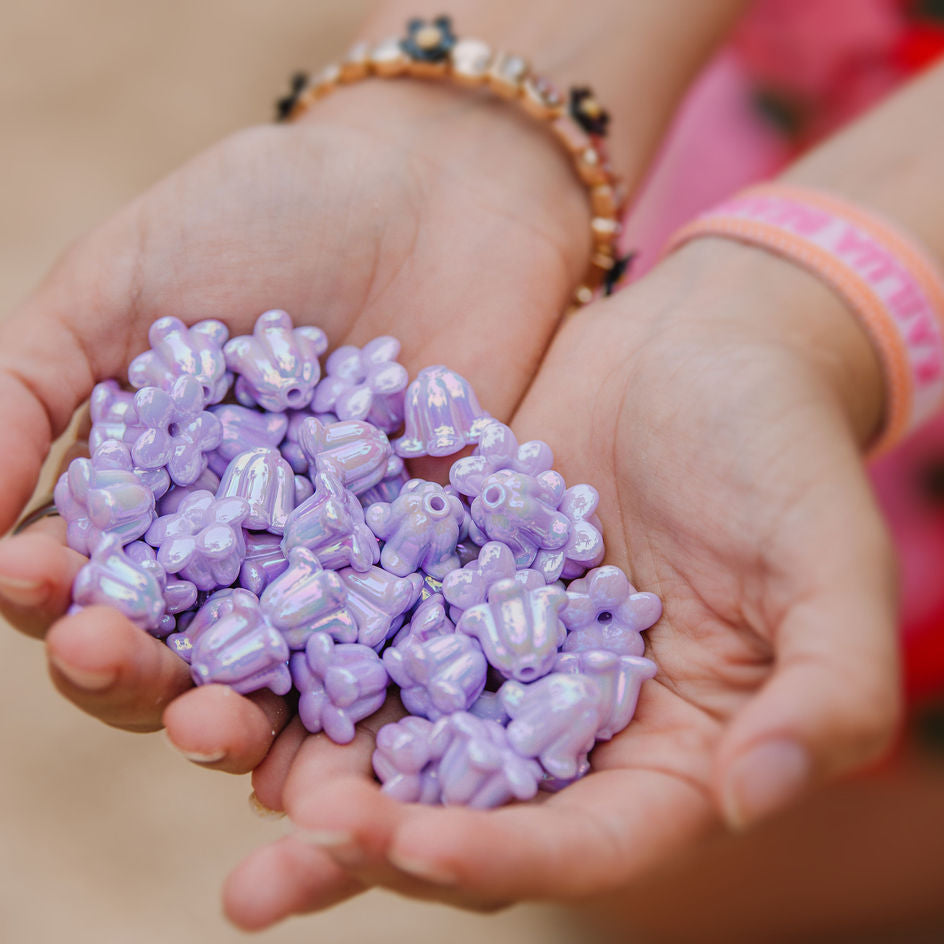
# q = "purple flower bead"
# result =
<box><xmin>291</xmin><ymin>632</ymin><xmax>389</xmax><ymax>743</ymax></box>
<box><xmin>282</xmin><ymin>470</ymin><xmax>379</xmax><ymax>571</ymax></box>
<box><xmin>456</xmin><ymin>579</ymin><xmax>567</xmax><ymax>683</ymax></box>
<box><xmin>188</xmin><ymin>590</ymin><xmax>291</xmax><ymax>695</ymax></box>
<box><xmin>96</xmin><ymin>437</ymin><xmax>171</xmax><ymax>500</ymax></box>
<box><xmin>312</xmin><ymin>335</ymin><xmax>409</xmax><ymax>434</ymax></box>
<box><xmin>373</xmin><ymin>717</ymin><xmax>441</xmax><ymax>804</ymax></box>
<box><xmin>449</xmin><ymin>421</ymin><xmax>554</xmax><ymax>498</ymax></box>
<box><xmin>469</xmin><ymin>469</ymin><xmax>569</xmax><ymax>570</ymax></box>
<box><xmin>441</xmin><ymin>540</ymin><xmax>544</xmax><ymax>621</ymax></box>
<box><xmin>131</xmin><ymin>375</ymin><xmax>223</xmax><ymax>486</ymax></box>
<box><xmin>384</xmin><ymin>633</ymin><xmax>487</xmax><ymax>720</ymax></box>
<box><xmin>89</xmin><ymin>380</ymin><xmax>144</xmax><ymax>452</ymax></box>
<box><xmin>238</xmin><ymin>530</ymin><xmax>289</xmax><ymax>594</ymax></box>
<box><xmin>357</xmin><ymin>452</ymin><xmax>409</xmax><ymax>507</ymax></box>
<box><xmin>430</xmin><ymin>712</ymin><xmax>542</xmax><ymax>809</ymax></box>
<box><xmin>365</xmin><ymin>479</ymin><xmax>466</xmax><ymax>579</ymax></box>
<box><xmin>536</xmin><ymin>483</ymin><xmax>605</xmax><ymax>582</ymax></box>
<box><xmin>260</xmin><ymin>546</ymin><xmax>357</xmax><ymax>649</ymax></box>
<box><xmin>55</xmin><ymin>443</ymin><xmax>156</xmax><ymax>556</ymax></box>
<box><xmin>562</xmin><ymin>565</ymin><xmax>662</xmax><ymax>656</ymax></box>
<box><xmin>394</xmin><ymin>365</ymin><xmax>492</xmax><ymax>458</ymax></box>
<box><xmin>280</xmin><ymin>408</ymin><xmax>337</xmax><ymax>474</ymax></box>
<box><xmin>556</xmin><ymin>648</ymin><xmax>656</xmax><ymax>740</ymax></box>
<box><xmin>165</xmin><ymin>587</ymin><xmax>238</xmax><ymax>663</ymax></box>
<box><xmin>145</xmin><ymin>490</ymin><xmax>250</xmax><ymax>592</ymax></box>
<box><xmin>467</xmin><ymin>690</ymin><xmax>509</xmax><ymax>724</ymax></box>
<box><xmin>207</xmin><ymin>404</ymin><xmax>289</xmax><ymax>477</ymax></box>
<box><xmin>223</xmin><ymin>309</ymin><xmax>328</xmax><ymax>412</ymax></box>
<box><xmin>156</xmin><ymin>467</ymin><xmax>221</xmax><ymax>516</ymax></box>
<box><xmin>500</xmin><ymin>672</ymin><xmax>603</xmax><ymax>781</ymax></box>
<box><xmin>391</xmin><ymin>592</ymin><xmax>453</xmax><ymax>648</ymax></box>
<box><xmin>217</xmin><ymin>446</ymin><xmax>296</xmax><ymax>534</ymax></box>
<box><xmin>128</xmin><ymin>317</ymin><xmax>231</xmax><ymax>405</ymax></box>
<box><xmin>298</xmin><ymin>417</ymin><xmax>392</xmax><ymax>496</ymax></box>
<box><xmin>71</xmin><ymin>535</ymin><xmax>167</xmax><ymax>634</ymax></box>
<box><xmin>125</xmin><ymin>540</ymin><xmax>198</xmax><ymax>635</ymax></box>
<box><xmin>336</xmin><ymin>565</ymin><xmax>423</xmax><ymax>650</ymax></box>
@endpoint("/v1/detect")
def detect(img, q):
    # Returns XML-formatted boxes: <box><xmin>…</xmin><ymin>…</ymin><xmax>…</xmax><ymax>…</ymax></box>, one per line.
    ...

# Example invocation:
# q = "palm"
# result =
<box><xmin>223</xmin><ymin>269</ymin><xmax>900</xmax><ymax>929</ymax></box>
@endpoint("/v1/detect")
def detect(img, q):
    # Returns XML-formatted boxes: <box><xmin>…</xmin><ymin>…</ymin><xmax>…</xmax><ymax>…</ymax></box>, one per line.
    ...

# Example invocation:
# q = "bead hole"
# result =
<box><xmin>284</xmin><ymin>386</ymin><xmax>305</xmax><ymax>406</ymax></box>
<box><xmin>483</xmin><ymin>485</ymin><xmax>503</xmax><ymax>505</ymax></box>
<box><xmin>428</xmin><ymin>495</ymin><xmax>446</xmax><ymax>512</ymax></box>
<box><xmin>168</xmin><ymin>422</ymin><xmax>181</xmax><ymax>438</ymax></box>
<box><xmin>596</xmin><ymin>611</ymin><xmax>613</xmax><ymax>624</ymax></box>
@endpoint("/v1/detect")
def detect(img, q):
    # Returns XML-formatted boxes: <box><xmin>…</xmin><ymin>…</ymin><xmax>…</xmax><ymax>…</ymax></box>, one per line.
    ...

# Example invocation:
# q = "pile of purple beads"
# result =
<box><xmin>56</xmin><ymin>310</ymin><xmax>662</xmax><ymax>809</ymax></box>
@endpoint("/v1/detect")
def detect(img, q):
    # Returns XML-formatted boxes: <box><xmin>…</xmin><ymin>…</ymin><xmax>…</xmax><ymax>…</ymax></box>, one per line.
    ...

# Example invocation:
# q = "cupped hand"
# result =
<box><xmin>0</xmin><ymin>78</ymin><xmax>589</xmax><ymax>758</ymax></box>
<box><xmin>223</xmin><ymin>239</ymin><xmax>902</xmax><ymax>928</ymax></box>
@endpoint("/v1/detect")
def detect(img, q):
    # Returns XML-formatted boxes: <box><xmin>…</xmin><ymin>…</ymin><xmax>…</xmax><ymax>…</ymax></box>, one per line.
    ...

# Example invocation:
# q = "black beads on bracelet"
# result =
<box><xmin>401</xmin><ymin>16</ymin><xmax>456</xmax><ymax>63</ymax></box>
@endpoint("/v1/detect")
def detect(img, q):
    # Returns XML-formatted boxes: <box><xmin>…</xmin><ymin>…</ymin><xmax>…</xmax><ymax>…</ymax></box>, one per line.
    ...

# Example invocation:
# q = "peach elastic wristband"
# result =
<box><xmin>666</xmin><ymin>183</ymin><xmax>944</xmax><ymax>455</ymax></box>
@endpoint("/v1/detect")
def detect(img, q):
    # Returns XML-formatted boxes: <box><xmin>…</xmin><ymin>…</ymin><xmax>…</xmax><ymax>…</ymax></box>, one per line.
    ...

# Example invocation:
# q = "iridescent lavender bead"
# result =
<box><xmin>365</xmin><ymin>479</ymin><xmax>465</xmax><ymax>579</ymax></box>
<box><xmin>536</xmin><ymin>482</ymin><xmax>605</xmax><ymax>582</ymax></box>
<box><xmin>157</xmin><ymin>467</ymin><xmax>220</xmax><ymax>516</ymax></box>
<box><xmin>280</xmin><ymin>408</ymin><xmax>337</xmax><ymax>475</ymax></box>
<box><xmin>281</xmin><ymin>470</ymin><xmax>379</xmax><ymax>572</ymax></box>
<box><xmin>441</xmin><ymin>541</ymin><xmax>544</xmax><ymax>622</ymax></box>
<box><xmin>206</xmin><ymin>404</ymin><xmax>289</xmax><ymax>477</ymax></box>
<box><xmin>217</xmin><ymin>447</ymin><xmax>296</xmax><ymax>534</ymax></box>
<box><xmin>456</xmin><ymin>579</ymin><xmax>566</xmax><ymax>683</ymax></box>
<box><xmin>71</xmin><ymin>534</ymin><xmax>167</xmax><ymax>634</ymax></box>
<box><xmin>373</xmin><ymin>716</ymin><xmax>441</xmax><ymax>804</ymax></box>
<box><xmin>294</xmin><ymin>474</ymin><xmax>314</xmax><ymax>505</ymax></box>
<box><xmin>449</xmin><ymin>420</ymin><xmax>554</xmax><ymax>498</ymax></box>
<box><xmin>145</xmin><ymin>490</ymin><xmax>249</xmax><ymax>592</ymax></box>
<box><xmin>238</xmin><ymin>531</ymin><xmax>289</xmax><ymax>594</ymax></box>
<box><xmin>394</xmin><ymin>365</ymin><xmax>492</xmax><ymax>459</ymax></box>
<box><xmin>128</xmin><ymin>317</ymin><xmax>231</xmax><ymax>405</ymax></box>
<box><xmin>94</xmin><ymin>437</ymin><xmax>171</xmax><ymax>500</ymax></box>
<box><xmin>469</xmin><ymin>469</ymin><xmax>569</xmax><ymax>570</ymax></box>
<box><xmin>291</xmin><ymin>632</ymin><xmax>388</xmax><ymax>743</ymax></box>
<box><xmin>336</xmin><ymin>566</ymin><xmax>423</xmax><ymax>650</ymax></box>
<box><xmin>260</xmin><ymin>547</ymin><xmax>357</xmax><ymax>648</ymax></box>
<box><xmin>189</xmin><ymin>590</ymin><xmax>291</xmax><ymax>695</ymax></box>
<box><xmin>384</xmin><ymin>633</ymin><xmax>487</xmax><ymax>720</ymax></box>
<box><xmin>429</xmin><ymin>712</ymin><xmax>542</xmax><ymax>809</ymax></box>
<box><xmin>390</xmin><ymin>592</ymin><xmax>453</xmax><ymax>648</ymax></box>
<box><xmin>312</xmin><ymin>336</ymin><xmax>409</xmax><ymax>434</ymax></box>
<box><xmin>132</xmin><ymin>375</ymin><xmax>223</xmax><ymax>486</ymax></box>
<box><xmin>88</xmin><ymin>380</ymin><xmax>144</xmax><ymax>451</ymax></box>
<box><xmin>54</xmin><ymin>443</ymin><xmax>156</xmax><ymax>556</ymax></box>
<box><xmin>224</xmin><ymin>309</ymin><xmax>328</xmax><ymax>412</ymax></box>
<box><xmin>125</xmin><ymin>540</ymin><xmax>198</xmax><ymax>636</ymax></box>
<box><xmin>298</xmin><ymin>417</ymin><xmax>392</xmax><ymax>496</ymax></box>
<box><xmin>166</xmin><ymin>588</ymin><xmax>239</xmax><ymax>663</ymax></box>
<box><xmin>357</xmin><ymin>453</ymin><xmax>409</xmax><ymax>507</ymax></box>
<box><xmin>468</xmin><ymin>690</ymin><xmax>509</xmax><ymax>724</ymax></box>
<box><xmin>562</xmin><ymin>565</ymin><xmax>662</xmax><ymax>656</ymax></box>
<box><xmin>556</xmin><ymin>648</ymin><xmax>656</xmax><ymax>741</ymax></box>
<box><xmin>500</xmin><ymin>672</ymin><xmax>603</xmax><ymax>781</ymax></box>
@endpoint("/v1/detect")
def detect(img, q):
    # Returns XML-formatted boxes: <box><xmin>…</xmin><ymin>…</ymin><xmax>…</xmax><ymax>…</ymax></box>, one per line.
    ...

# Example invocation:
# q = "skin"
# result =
<box><xmin>2</xmin><ymin>0</ymin><xmax>943</xmax><ymax>934</ymax></box>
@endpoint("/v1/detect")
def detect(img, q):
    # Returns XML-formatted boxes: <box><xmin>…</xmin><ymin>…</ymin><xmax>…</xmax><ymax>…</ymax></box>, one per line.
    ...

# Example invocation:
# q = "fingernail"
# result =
<box><xmin>248</xmin><ymin>791</ymin><xmax>285</xmax><ymax>821</ymax></box>
<box><xmin>180</xmin><ymin>748</ymin><xmax>227</xmax><ymax>765</ymax></box>
<box><xmin>0</xmin><ymin>574</ymin><xmax>47</xmax><ymax>608</ymax></box>
<box><xmin>48</xmin><ymin>653</ymin><xmax>116</xmax><ymax>691</ymax></box>
<box><xmin>387</xmin><ymin>850</ymin><xmax>457</xmax><ymax>885</ymax></box>
<box><xmin>722</xmin><ymin>738</ymin><xmax>812</xmax><ymax>831</ymax></box>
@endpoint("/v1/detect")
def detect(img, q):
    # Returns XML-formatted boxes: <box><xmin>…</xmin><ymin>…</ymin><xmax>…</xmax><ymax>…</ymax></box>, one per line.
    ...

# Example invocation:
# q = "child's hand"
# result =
<box><xmin>221</xmin><ymin>238</ymin><xmax>902</xmax><ymax>928</ymax></box>
<box><xmin>0</xmin><ymin>79</ymin><xmax>590</xmax><ymax>758</ymax></box>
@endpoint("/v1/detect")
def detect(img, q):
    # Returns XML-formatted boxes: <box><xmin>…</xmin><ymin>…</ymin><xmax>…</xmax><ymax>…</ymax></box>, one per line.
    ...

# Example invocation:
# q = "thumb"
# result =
<box><xmin>0</xmin><ymin>220</ymin><xmax>140</xmax><ymax>532</ymax></box>
<box><xmin>714</xmin><ymin>468</ymin><xmax>902</xmax><ymax>830</ymax></box>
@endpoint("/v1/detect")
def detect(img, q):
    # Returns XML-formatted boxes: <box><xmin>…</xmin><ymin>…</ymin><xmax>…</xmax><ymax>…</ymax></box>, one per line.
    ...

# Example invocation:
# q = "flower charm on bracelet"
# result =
<box><xmin>401</xmin><ymin>15</ymin><xmax>456</xmax><ymax>63</ymax></box>
<box><xmin>570</xmin><ymin>87</ymin><xmax>610</xmax><ymax>137</ymax></box>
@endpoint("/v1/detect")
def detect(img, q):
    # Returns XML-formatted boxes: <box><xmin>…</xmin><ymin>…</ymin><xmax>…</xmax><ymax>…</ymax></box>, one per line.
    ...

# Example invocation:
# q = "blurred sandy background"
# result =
<box><xmin>0</xmin><ymin>3</ymin><xmax>581</xmax><ymax>942</ymax></box>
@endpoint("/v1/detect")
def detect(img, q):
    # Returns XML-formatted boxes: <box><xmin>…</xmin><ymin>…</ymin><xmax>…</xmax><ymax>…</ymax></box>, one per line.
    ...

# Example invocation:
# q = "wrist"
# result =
<box><xmin>655</xmin><ymin>239</ymin><xmax>885</xmax><ymax>450</ymax></box>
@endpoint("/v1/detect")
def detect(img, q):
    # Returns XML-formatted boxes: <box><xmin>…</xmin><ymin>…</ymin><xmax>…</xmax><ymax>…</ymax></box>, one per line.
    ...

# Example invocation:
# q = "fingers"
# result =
<box><xmin>251</xmin><ymin>716</ymin><xmax>311</xmax><ymax>812</ymax></box>
<box><xmin>0</xmin><ymin>523</ymin><xmax>85</xmax><ymax>638</ymax></box>
<box><xmin>223</xmin><ymin>835</ymin><xmax>365</xmax><ymax>931</ymax></box>
<box><xmin>45</xmin><ymin>605</ymin><xmax>192</xmax><ymax>731</ymax></box>
<box><xmin>715</xmin><ymin>464</ymin><xmax>902</xmax><ymax>830</ymax></box>
<box><xmin>162</xmin><ymin>685</ymin><xmax>292</xmax><ymax>773</ymax></box>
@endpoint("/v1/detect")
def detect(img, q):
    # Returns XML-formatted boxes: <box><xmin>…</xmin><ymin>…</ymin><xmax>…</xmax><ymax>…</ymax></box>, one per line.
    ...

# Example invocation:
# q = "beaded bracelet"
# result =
<box><xmin>666</xmin><ymin>183</ymin><xmax>944</xmax><ymax>455</ymax></box>
<box><xmin>275</xmin><ymin>15</ymin><xmax>631</xmax><ymax>308</ymax></box>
